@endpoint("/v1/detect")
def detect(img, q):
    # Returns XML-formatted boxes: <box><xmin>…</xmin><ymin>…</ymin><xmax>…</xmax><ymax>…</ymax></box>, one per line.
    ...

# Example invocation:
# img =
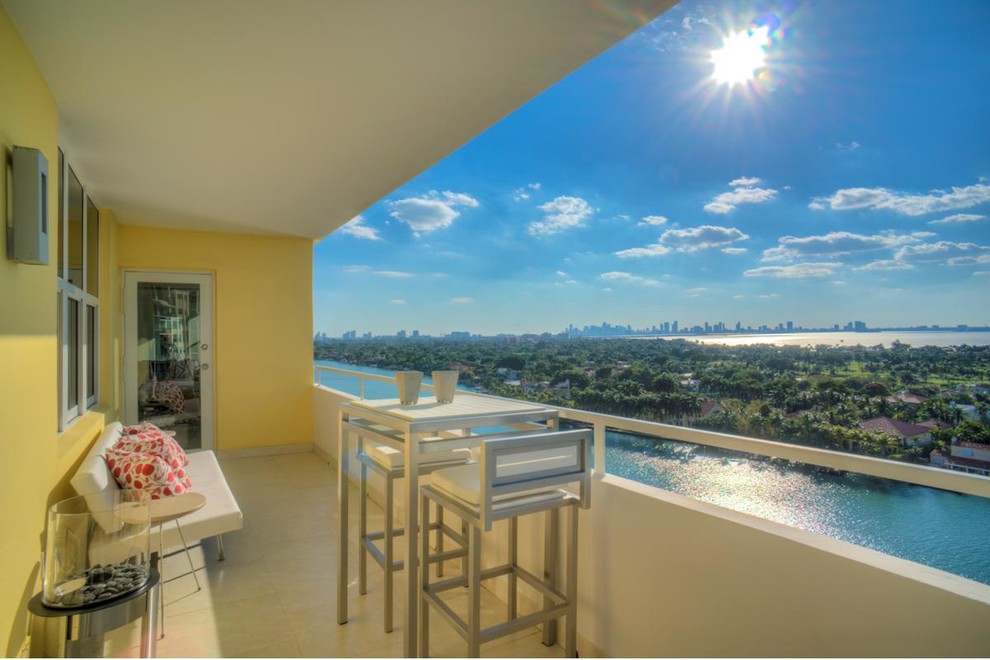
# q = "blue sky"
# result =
<box><xmin>314</xmin><ymin>0</ymin><xmax>990</xmax><ymax>336</ymax></box>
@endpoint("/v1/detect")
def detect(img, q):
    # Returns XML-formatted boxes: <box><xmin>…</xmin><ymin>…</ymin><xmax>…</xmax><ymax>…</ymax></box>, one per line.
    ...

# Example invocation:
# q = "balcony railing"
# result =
<box><xmin>314</xmin><ymin>364</ymin><xmax>990</xmax><ymax>499</ymax></box>
<box><xmin>313</xmin><ymin>363</ymin><xmax>990</xmax><ymax>656</ymax></box>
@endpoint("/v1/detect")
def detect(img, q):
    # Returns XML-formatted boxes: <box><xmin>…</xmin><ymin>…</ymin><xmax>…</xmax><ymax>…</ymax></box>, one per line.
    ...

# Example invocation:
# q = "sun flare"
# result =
<box><xmin>711</xmin><ymin>26</ymin><xmax>770</xmax><ymax>85</ymax></box>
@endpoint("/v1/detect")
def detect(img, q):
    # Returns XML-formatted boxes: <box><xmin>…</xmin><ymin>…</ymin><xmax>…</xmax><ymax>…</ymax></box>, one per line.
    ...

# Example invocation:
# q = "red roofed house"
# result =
<box><xmin>860</xmin><ymin>417</ymin><xmax>934</xmax><ymax>447</ymax></box>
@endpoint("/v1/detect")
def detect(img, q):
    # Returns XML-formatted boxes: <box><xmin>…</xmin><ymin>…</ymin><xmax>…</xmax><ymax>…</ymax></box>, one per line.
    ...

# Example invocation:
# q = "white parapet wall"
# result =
<box><xmin>313</xmin><ymin>383</ymin><xmax>990</xmax><ymax>656</ymax></box>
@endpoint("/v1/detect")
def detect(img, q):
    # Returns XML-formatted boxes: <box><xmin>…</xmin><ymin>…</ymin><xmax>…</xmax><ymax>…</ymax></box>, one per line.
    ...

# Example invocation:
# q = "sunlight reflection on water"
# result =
<box><xmin>606</xmin><ymin>432</ymin><xmax>990</xmax><ymax>585</ymax></box>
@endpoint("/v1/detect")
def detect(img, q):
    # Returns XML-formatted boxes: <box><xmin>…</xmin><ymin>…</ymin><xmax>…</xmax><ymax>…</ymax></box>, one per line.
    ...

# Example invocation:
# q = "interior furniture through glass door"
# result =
<box><xmin>124</xmin><ymin>272</ymin><xmax>214</xmax><ymax>452</ymax></box>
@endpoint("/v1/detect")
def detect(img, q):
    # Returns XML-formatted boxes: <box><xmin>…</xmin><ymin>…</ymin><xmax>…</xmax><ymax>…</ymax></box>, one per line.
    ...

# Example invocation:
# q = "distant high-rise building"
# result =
<box><xmin>787</xmin><ymin>320</ymin><xmax>793</xmax><ymax>331</ymax></box>
<box><xmin>854</xmin><ymin>321</ymin><xmax>867</xmax><ymax>332</ymax></box>
<box><xmin>396</xmin><ymin>330</ymin><xmax>407</xmax><ymax>339</ymax></box>
<box><xmin>672</xmin><ymin>321</ymin><xmax>679</xmax><ymax>333</ymax></box>
<box><xmin>735</xmin><ymin>321</ymin><xmax>742</xmax><ymax>332</ymax></box>
<box><xmin>412</xmin><ymin>330</ymin><xmax>420</xmax><ymax>338</ymax></box>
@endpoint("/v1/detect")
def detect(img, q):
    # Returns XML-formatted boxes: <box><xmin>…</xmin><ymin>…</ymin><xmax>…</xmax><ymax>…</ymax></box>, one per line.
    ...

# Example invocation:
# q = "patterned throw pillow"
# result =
<box><xmin>119</xmin><ymin>425</ymin><xmax>190</xmax><ymax>469</ymax></box>
<box><xmin>105</xmin><ymin>449</ymin><xmax>189</xmax><ymax>499</ymax></box>
<box><xmin>124</xmin><ymin>421</ymin><xmax>177</xmax><ymax>437</ymax></box>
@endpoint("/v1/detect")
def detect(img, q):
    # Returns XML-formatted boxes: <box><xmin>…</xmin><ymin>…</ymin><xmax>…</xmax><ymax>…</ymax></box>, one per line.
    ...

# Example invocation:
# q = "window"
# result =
<box><xmin>57</xmin><ymin>148</ymin><xmax>100</xmax><ymax>430</ymax></box>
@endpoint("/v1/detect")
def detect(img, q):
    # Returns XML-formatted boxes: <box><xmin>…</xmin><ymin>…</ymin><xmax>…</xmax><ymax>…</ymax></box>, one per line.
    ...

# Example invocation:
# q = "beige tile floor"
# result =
<box><xmin>103</xmin><ymin>451</ymin><xmax>568</xmax><ymax>658</ymax></box>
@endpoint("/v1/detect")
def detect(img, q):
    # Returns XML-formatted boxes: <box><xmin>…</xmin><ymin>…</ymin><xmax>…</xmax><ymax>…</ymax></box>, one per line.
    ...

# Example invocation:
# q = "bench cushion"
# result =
<box><xmin>366</xmin><ymin>443</ymin><xmax>472</xmax><ymax>471</ymax></box>
<box><xmin>158</xmin><ymin>450</ymin><xmax>243</xmax><ymax>550</ymax></box>
<box><xmin>431</xmin><ymin>463</ymin><xmax>567</xmax><ymax>509</ymax></box>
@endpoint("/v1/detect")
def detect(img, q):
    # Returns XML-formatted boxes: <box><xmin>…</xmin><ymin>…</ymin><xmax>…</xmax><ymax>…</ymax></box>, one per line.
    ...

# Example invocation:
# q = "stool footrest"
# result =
<box><xmin>422</xmin><ymin>568</ymin><xmax>571</xmax><ymax>646</ymax></box>
<box><xmin>481</xmin><ymin>602</ymin><xmax>570</xmax><ymax>645</ymax></box>
<box><xmin>362</xmin><ymin>536</ymin><xmax>403</xmax><ymax>571</ymax></box>
<box><xmin>426</xmin><ymin>547</ymin><xmax>469</xmax><ymax>566</ymax></box>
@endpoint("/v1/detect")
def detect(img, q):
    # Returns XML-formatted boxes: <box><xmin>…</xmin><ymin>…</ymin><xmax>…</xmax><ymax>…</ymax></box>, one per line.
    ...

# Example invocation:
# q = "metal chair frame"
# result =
<box><xmin>418</xmin><ymin>428</ymin><xmax>591</xmax><ymax>657</ymax></box>
<box><xmin>357</xmin><ymin>435</ymin><xmax>470</xmax><ymax>633</ymax></box>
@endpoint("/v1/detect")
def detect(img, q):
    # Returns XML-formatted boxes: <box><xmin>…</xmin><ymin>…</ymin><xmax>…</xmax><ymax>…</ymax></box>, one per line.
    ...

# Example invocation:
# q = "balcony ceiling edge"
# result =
<box><xmin>4</xmin><ymin>0</ymin><xmax>676</xmax><ymax>239</ymax></box>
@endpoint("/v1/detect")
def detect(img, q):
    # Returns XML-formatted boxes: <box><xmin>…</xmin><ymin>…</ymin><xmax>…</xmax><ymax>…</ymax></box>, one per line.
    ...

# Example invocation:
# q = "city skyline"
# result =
<box><xmin>318</xmin><ymin>318</ymin><xmax>990</xmax><ymax>342</ymax></box>
<box><xmin>314</xmin><ymin>0</ymin><xmax>990</xmax><ymax>336</ymax></box>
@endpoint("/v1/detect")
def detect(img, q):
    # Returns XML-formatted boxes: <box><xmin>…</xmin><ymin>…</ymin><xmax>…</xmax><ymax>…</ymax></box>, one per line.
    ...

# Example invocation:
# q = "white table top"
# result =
<box><xmin>149</xmin><ymin>492</ymin><xmax>206</xmax><ymax>523</ymax></box>
<box><xmin>345</xmin><ymin>393</ymin><xmax>553</xmax><ymax>423</ymax></box>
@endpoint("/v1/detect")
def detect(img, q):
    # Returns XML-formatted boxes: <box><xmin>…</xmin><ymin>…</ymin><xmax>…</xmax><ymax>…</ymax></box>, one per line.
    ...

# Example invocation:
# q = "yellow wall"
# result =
<box><xmin>0</xmin><ymin>8</ymin><xmax>110</xmax><ymax>654</ymax></box>
<box><xmin>117</xmin><ymin>226</ymin><xmax>313</xmax><ymax>452</ymax></box>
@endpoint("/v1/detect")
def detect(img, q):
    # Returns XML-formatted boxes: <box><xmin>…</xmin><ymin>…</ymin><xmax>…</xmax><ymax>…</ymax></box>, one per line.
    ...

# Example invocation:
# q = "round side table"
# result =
<box><xmin>28</xmin><ymin>567</ymin><xmax>160</xmax><ymax>658</ymax></box>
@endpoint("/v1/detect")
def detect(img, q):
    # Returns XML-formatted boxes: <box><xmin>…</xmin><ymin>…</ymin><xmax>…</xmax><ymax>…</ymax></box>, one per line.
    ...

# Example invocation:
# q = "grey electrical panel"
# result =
<box><xmin>9</xmin><ymin>146</ymin><xmax>49</xmax><ymax>265</ymax></box>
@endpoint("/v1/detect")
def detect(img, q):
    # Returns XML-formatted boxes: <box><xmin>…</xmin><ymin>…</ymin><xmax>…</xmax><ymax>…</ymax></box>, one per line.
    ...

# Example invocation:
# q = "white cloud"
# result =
<box><xmin>732</xmin><ymin>294</ymin><xmax>746</xmax><ymax>299</ymax></box>
<box><xmin>835</xmin><ymin>141</ymin><xmax>861</xmax><ymax>152</ymax></box>
<box><xmin>744</xmin><ymin>263</ymin><xmax>843</xmax><ymax>278</ymax></box>
<box><xmin>729</xmin><ymin>177</ymin><xmax>762</xmax><ymax>187</ymax></box>
<box><xmin>564</xmin><ymin>279</ymin><xmax>578</xmax><ymax>285</ymax></box>
<box><xmin>338</xmin><ymin>215</ymin><xmax>382</xmax><ymax>241</ymax></box>
<box><xmin>388</xmin><ymin>190</ymin><xmax>479</xmax><ymax>234</ymax></box>
<box><xmin>758</xmin><ymin>293</ymin><xmax>780</xmax><ymax>298</ymax></box>
<box><xmin>832</xmin><ymin>281</ymin><xmax>847</xmax><ymax>286</ymax></box>
<box><xmin>529</xmin><ymin>196</ymin><xmax>594</xmax><ymax>236</ymax></box>
<box><xmin>974</xmin><ymin>271</ymin><xmax>990</xmax><ymax>276</ymax></box>
<box><xmin>761</xmin><ymin>231</ymin><xmax>932</xmax><ymax>262</ymax></box>
<box><xmin>721</xmin><ymin>247</ymin><xmax>747</xmax><ymax>255</ymax></box>
<box><xmin>810</xmin><ymin>182</ymin><xmax>990</xmax><ymax>216</ymax></box>
<box><xmin>948</xmin><ymin>254</ymin><xmax>990</xmax><ymax>266</ymax></box>
<box><xmin>389</xmin><ymin>299</ymin><xmax>406</xmax><ymax>305</ymax></box>
<box><xmin>511</xmin><ymin>182</ymin><xmax>544</xmax><ymax>202</ymax></box>
<box><xmin>639</xmin><ymin>215</ymin><xmax>669</xmax><ymax>226</ymax></box>
<box><xmin>687</xmin><ymin>287</ymin><xmax>708</xmax><ymax>294</ymax></box>
<box><xmin>855</xmin><ymin>260</ymin><xmax>915</xmax><ymax>272</ymax></box>
<box><xmin>448</xmin><ymin>297</ymin><xmax>474</xmax><ymax>304</ymax></box>
<box><xmin>600</xmin><ymin>271</ymin><xmax>659</xmax><ymax>286</ymax></box>
<box><xmin>342</xmin><ymin>265</ymin><xmax>416</xmax><ymax>278</ymax></box>
<box><xmin>928</xmin><ymin>213</ymin><xmax>986</xmax><ymax>225</ymax></box>
<box><xmin>556</xmin><ymin>270</ymin><xmax>568</xmax><ymax>277</ymax></box>
<box><xmin>661</xmin><ymin>225</ymin><xmax>750</xmax><ymax>252</ymax></box>
<box><xmin>895</xmin><ymin>241</ymin><xmax>990</xmax><ymax>263</ymax></box>
<box><xmin>636</xmin><ymin>6</ymin><xmax>713</xmax><ymax>52</ymax></box>
<box><xmin>615</xmin><ymin>244</ymin><xmax>672</xmax><ymax>259</ymax></box>
<box><xmin>441</xmin><ymin>191</ymin><xmax>479</xmax><ymax>208</ymax></box>
<box><xmin>705</xmin><ymin>179</ymin><xmax>778</xmax><ymax>214</ymax></box>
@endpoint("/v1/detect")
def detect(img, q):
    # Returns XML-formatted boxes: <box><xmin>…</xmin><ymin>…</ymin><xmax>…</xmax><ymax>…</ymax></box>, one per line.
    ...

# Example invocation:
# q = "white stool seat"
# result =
<box><xmin>365</xmin><ymin>443</ymin><xmax>472</xmax><ymax>471</ymax></box>
<box><xmin>431</xmin><ymin>463</ymin><xmax>568</xmax><ymax>508</ymax></box>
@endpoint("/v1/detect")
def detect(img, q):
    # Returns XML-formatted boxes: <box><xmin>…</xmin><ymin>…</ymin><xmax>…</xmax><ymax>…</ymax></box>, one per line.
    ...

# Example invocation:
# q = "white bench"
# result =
<box><xmin>70</xmin><ymin>422</ymin><xmax>243</xmax><ymax>559</ymax></box>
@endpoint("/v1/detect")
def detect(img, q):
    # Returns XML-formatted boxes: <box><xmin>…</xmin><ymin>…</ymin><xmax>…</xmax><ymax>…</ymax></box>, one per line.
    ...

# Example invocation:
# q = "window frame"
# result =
<box><xmin>57</xmin><ymin>148</ymin><xmax>100</xmax><ymax>431</ymax></box>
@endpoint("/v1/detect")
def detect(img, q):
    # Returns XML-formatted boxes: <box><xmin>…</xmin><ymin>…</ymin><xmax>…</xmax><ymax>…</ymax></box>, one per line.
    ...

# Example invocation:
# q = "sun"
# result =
<box><xmin>710</xmin><ymin>26</ymin><xmax>770</xmax><ymax>85</ymax></box>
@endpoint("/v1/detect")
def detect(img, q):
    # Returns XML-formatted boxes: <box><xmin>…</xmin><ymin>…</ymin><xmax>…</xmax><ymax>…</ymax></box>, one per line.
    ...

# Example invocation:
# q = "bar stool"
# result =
<box><xmin>357</xmin><ymin>428</ymin><xmax>473</xmax><ymax>633</ymax></box>
<box><xmin>418</xmin><ymin>428</ymin><xmax>592</xmax><ymax>657</ymax></box>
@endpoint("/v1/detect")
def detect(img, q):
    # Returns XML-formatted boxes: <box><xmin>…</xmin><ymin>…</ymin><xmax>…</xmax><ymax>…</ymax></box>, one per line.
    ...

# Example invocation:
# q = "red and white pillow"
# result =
<box><xmin>108</xmin><ymin>423</ymin><xmax>193</xmax><ymax>498</ymax></box>
<box><xmin>105</xmin><ymin>448</ymin><xmax>190</xmax><ymax>499</ymax></box>
<box><xmin>118</xmin><ymin>423</ymin><xmax>189</xmax><ymax>469</ymax></box>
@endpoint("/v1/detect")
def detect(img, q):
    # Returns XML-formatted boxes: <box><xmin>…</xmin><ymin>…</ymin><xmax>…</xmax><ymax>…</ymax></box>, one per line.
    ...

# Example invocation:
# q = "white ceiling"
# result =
<box><xmin>5</xmin><ymin>0</ymin><xmax>674</xmax><ymax>239</ymax></box>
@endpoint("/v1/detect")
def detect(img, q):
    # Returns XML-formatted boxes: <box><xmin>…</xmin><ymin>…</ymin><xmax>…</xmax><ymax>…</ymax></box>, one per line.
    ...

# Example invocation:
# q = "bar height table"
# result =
<box><xmin>336</xmin><ymin>394</ymin><xmax>558</xmax><ymax>657</ymax></box>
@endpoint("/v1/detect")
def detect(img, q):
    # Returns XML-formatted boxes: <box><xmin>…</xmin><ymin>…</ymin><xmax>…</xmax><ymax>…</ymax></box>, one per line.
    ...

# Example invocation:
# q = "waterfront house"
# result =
<box><xmin>860</xmin><ymin>417</ymin><xmax>934</xmax><ymax>447</ymax></box>
<box><xmin>2</xmin><ymin>1</ymin><xmax>989</xmax><ymax>657</ymax></box>
<box><xmin>931</xmin><ymin>441</ymin><xmax>990</xmax><ymax>477</ymax></box>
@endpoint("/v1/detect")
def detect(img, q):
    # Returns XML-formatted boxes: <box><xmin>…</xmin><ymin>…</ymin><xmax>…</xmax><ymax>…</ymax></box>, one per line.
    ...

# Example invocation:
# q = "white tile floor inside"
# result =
<box><xmin>103</xmin><ymin>451</ymin><xmax>568</xmax><ymax>658</ymax></box>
